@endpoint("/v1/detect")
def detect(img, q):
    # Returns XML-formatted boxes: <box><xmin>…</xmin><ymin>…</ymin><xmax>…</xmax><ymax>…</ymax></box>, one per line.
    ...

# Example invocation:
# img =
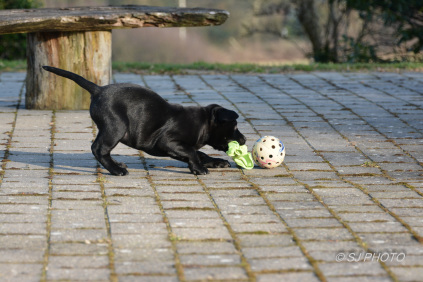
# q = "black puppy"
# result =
<box><xmin>43</xmin><ymin>66</ymin><xmax>246</xmax><ymax>175</ymax></box>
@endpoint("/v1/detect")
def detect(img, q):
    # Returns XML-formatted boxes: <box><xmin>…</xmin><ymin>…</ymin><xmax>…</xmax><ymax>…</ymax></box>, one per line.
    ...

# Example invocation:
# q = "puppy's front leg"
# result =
<box><xmin>167</xmin><ymin>144</ymin><xmax>209</xmax><ymax>175</ymax></box>
<box><xmin>197</xmin><ymin>151</ymin><xmax>231</xmax><ymax>168</ymax></box>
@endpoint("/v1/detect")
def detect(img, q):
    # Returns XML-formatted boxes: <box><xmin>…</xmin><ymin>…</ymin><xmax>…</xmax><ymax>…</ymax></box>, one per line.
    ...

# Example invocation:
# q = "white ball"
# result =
<box><xmin>252</xmin><ymin>136</ymin><xmax>285</xmax><ymax>169</ymax></box>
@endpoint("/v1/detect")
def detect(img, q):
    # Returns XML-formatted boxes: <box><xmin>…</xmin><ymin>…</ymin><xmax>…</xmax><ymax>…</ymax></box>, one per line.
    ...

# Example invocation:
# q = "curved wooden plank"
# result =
<box><xmin>0</xmin><ymin>5</ymin><xmax>229</xmax><ymax>35</ymax></box>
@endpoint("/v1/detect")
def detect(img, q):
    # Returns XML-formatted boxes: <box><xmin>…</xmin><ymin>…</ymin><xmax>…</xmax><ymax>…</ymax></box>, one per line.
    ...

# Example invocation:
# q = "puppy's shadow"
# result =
<box><xmin>6</xmin><ymin>150</ymin><xmax>191</xmax><ymax>175</ymax></box>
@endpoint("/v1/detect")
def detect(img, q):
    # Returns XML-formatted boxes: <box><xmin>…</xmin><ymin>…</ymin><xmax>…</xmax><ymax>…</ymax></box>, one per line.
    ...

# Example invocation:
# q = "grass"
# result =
<box><xmin>113</xmin><ymin>61</ymin><xmax>423</xmax><ymax>74</ymax></box>
<box><xmin>0</xmin><ymin>60</ymin><xmax>26</xmax><ymax>72</ymax></box>
<box><xmin>1</xmin><ymin>59</ymin><xmax>423</xmax><ymax>74</ymax></box>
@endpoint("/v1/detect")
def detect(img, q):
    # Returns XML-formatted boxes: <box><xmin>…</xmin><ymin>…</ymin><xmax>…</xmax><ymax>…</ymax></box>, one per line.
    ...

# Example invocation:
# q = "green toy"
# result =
<box><xmin>226</xmin><ymin>141</ymin><xmax>254</xmax><ymax>170</ymax></box>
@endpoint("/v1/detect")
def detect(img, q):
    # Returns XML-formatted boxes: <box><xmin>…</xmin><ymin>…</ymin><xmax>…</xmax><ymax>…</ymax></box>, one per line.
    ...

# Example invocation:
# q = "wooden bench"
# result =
<box><xmin>0</xmin><ymin>5</ymin><xmax>229</xmax><ymax>110</ymax></box>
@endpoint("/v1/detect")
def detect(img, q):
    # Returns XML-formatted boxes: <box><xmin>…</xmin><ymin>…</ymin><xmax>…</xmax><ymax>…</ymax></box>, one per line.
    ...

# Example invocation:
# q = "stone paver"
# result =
<box><xmin>0</xmin><ymin>70</ymin><xmax>422</xmax><ymax>281</ymax></box>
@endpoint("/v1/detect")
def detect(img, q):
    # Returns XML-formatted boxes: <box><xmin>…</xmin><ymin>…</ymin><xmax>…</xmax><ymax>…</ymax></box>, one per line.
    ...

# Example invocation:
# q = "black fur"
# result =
<box><xmin>43</xmin><ymin>66</ymin><xmax>246</xmax><ymax>175</ymax></box>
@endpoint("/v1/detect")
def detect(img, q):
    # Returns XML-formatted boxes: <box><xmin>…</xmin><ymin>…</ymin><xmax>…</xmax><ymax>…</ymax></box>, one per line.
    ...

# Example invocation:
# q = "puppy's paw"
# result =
<box><xmin>217</xmin><ymin>160</ymin><xmax>231</xmax><ymax>168</ymax></box>
<box><xmin>109</xmin><ymin>166</ymin><xmax>129</xmax><ymax>176</ymax></box>
<box><xmin>116</xmin><ymin>162</ymin><xmax>128</xmax><ymax>169</ymax></box>
<box><xmin>204</xmin><ymin>158</ymin><xmax>231</xmax><ymax>168</ymax></box>
<box><xmin>190</xmin><ymin>165</ymin><xmax>209</xmax><ymax>175</ymax></box>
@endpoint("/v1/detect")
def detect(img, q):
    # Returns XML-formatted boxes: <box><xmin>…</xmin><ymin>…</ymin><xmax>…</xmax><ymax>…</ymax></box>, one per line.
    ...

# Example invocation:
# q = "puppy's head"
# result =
<box><xmin>206</xmin><ymin>104</ymin><xmax>246</xmax><ymax>151</ymax></box>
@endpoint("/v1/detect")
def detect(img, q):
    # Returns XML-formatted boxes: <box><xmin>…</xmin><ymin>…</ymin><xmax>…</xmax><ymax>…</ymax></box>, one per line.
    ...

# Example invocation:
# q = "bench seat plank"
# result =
<box><xmin>0</xmin><ymin>5</ymin><xmax>229</xmax><ymax>35</ymax></box>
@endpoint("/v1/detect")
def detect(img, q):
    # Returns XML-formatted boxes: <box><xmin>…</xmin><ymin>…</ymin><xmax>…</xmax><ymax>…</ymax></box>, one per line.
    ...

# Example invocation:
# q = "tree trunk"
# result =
<box><xmin>26</xmin><ymin>31</ymin><xmax>111</xmax><ymax>110</ymax></box>
<box><xmin>295</xmin><ymin>0</ymin><xmax>327</xmax><ymax>62</ymax></box>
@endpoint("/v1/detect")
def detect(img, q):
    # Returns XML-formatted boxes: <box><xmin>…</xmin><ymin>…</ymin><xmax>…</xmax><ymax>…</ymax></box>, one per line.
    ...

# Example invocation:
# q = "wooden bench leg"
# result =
<box><xmin>26</xmin><ymin>31</ymin><xmax>111</xmax><ymax>110</ymax></box>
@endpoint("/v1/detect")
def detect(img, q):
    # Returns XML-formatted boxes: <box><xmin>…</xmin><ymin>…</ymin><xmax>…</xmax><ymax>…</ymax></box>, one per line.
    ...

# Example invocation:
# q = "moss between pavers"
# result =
<box><xmin>361</xmin><ymin>161</ymin><xmax>380</xmax><ymax>168</ymax></box>
<box><xmin>164</xmin><ymin>207</ymin><xmax>215</xmax><ymax>211</ymax></box>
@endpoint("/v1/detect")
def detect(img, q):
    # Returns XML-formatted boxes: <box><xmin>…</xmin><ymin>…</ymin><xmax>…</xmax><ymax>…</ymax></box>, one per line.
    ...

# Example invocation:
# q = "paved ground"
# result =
<box><xmin>0</xmin><ymin>71</ymin><xmax>422</xmax><ymax>281</ymax></box>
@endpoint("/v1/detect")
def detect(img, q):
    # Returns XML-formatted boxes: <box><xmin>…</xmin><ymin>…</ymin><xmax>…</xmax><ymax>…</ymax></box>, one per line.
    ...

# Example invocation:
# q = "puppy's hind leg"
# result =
<box><xmin>92</xmin><ymin>130</ymin><xmax>129</xmax><ymax>176</ymax></box>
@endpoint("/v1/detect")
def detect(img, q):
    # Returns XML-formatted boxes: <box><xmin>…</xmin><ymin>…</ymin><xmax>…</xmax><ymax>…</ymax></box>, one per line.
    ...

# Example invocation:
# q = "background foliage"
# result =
<box><xmin>244</xmin><ymin>0</ymin><xmax>423</xmax><ymax>63</ymax></box>
<box><xmin>1</xmin><ymin>0</ymin><xmax>422</xmax><ymax>63</ymax></box>
<box><xmin>0</xmin><ymin>0</ymin><xmax>41</xmax><ymax>60</ymax></box>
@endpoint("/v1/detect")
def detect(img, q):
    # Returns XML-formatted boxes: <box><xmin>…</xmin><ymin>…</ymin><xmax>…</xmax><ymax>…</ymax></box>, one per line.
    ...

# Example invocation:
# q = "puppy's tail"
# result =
<box><xmin>42</xmin><ymin>66</ymin><xmax>101</xmax><ymax>96</ymax></box>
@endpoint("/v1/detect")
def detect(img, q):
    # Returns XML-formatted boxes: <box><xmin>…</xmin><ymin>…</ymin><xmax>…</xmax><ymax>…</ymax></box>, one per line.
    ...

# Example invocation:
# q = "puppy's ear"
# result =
<box><xmin>207</xmin><ymin>104</ymin><xmax>239</xmax><ymax>123</ymax></box>
<box><xmin>212</xmin><ymin>108</ymin><xmax>239</xmax><ymax>123</ymax></box>
<box><xmin>216</xmin><ymin>108</ymin><xmax>239</xmax><ymax>122</ymax></box>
